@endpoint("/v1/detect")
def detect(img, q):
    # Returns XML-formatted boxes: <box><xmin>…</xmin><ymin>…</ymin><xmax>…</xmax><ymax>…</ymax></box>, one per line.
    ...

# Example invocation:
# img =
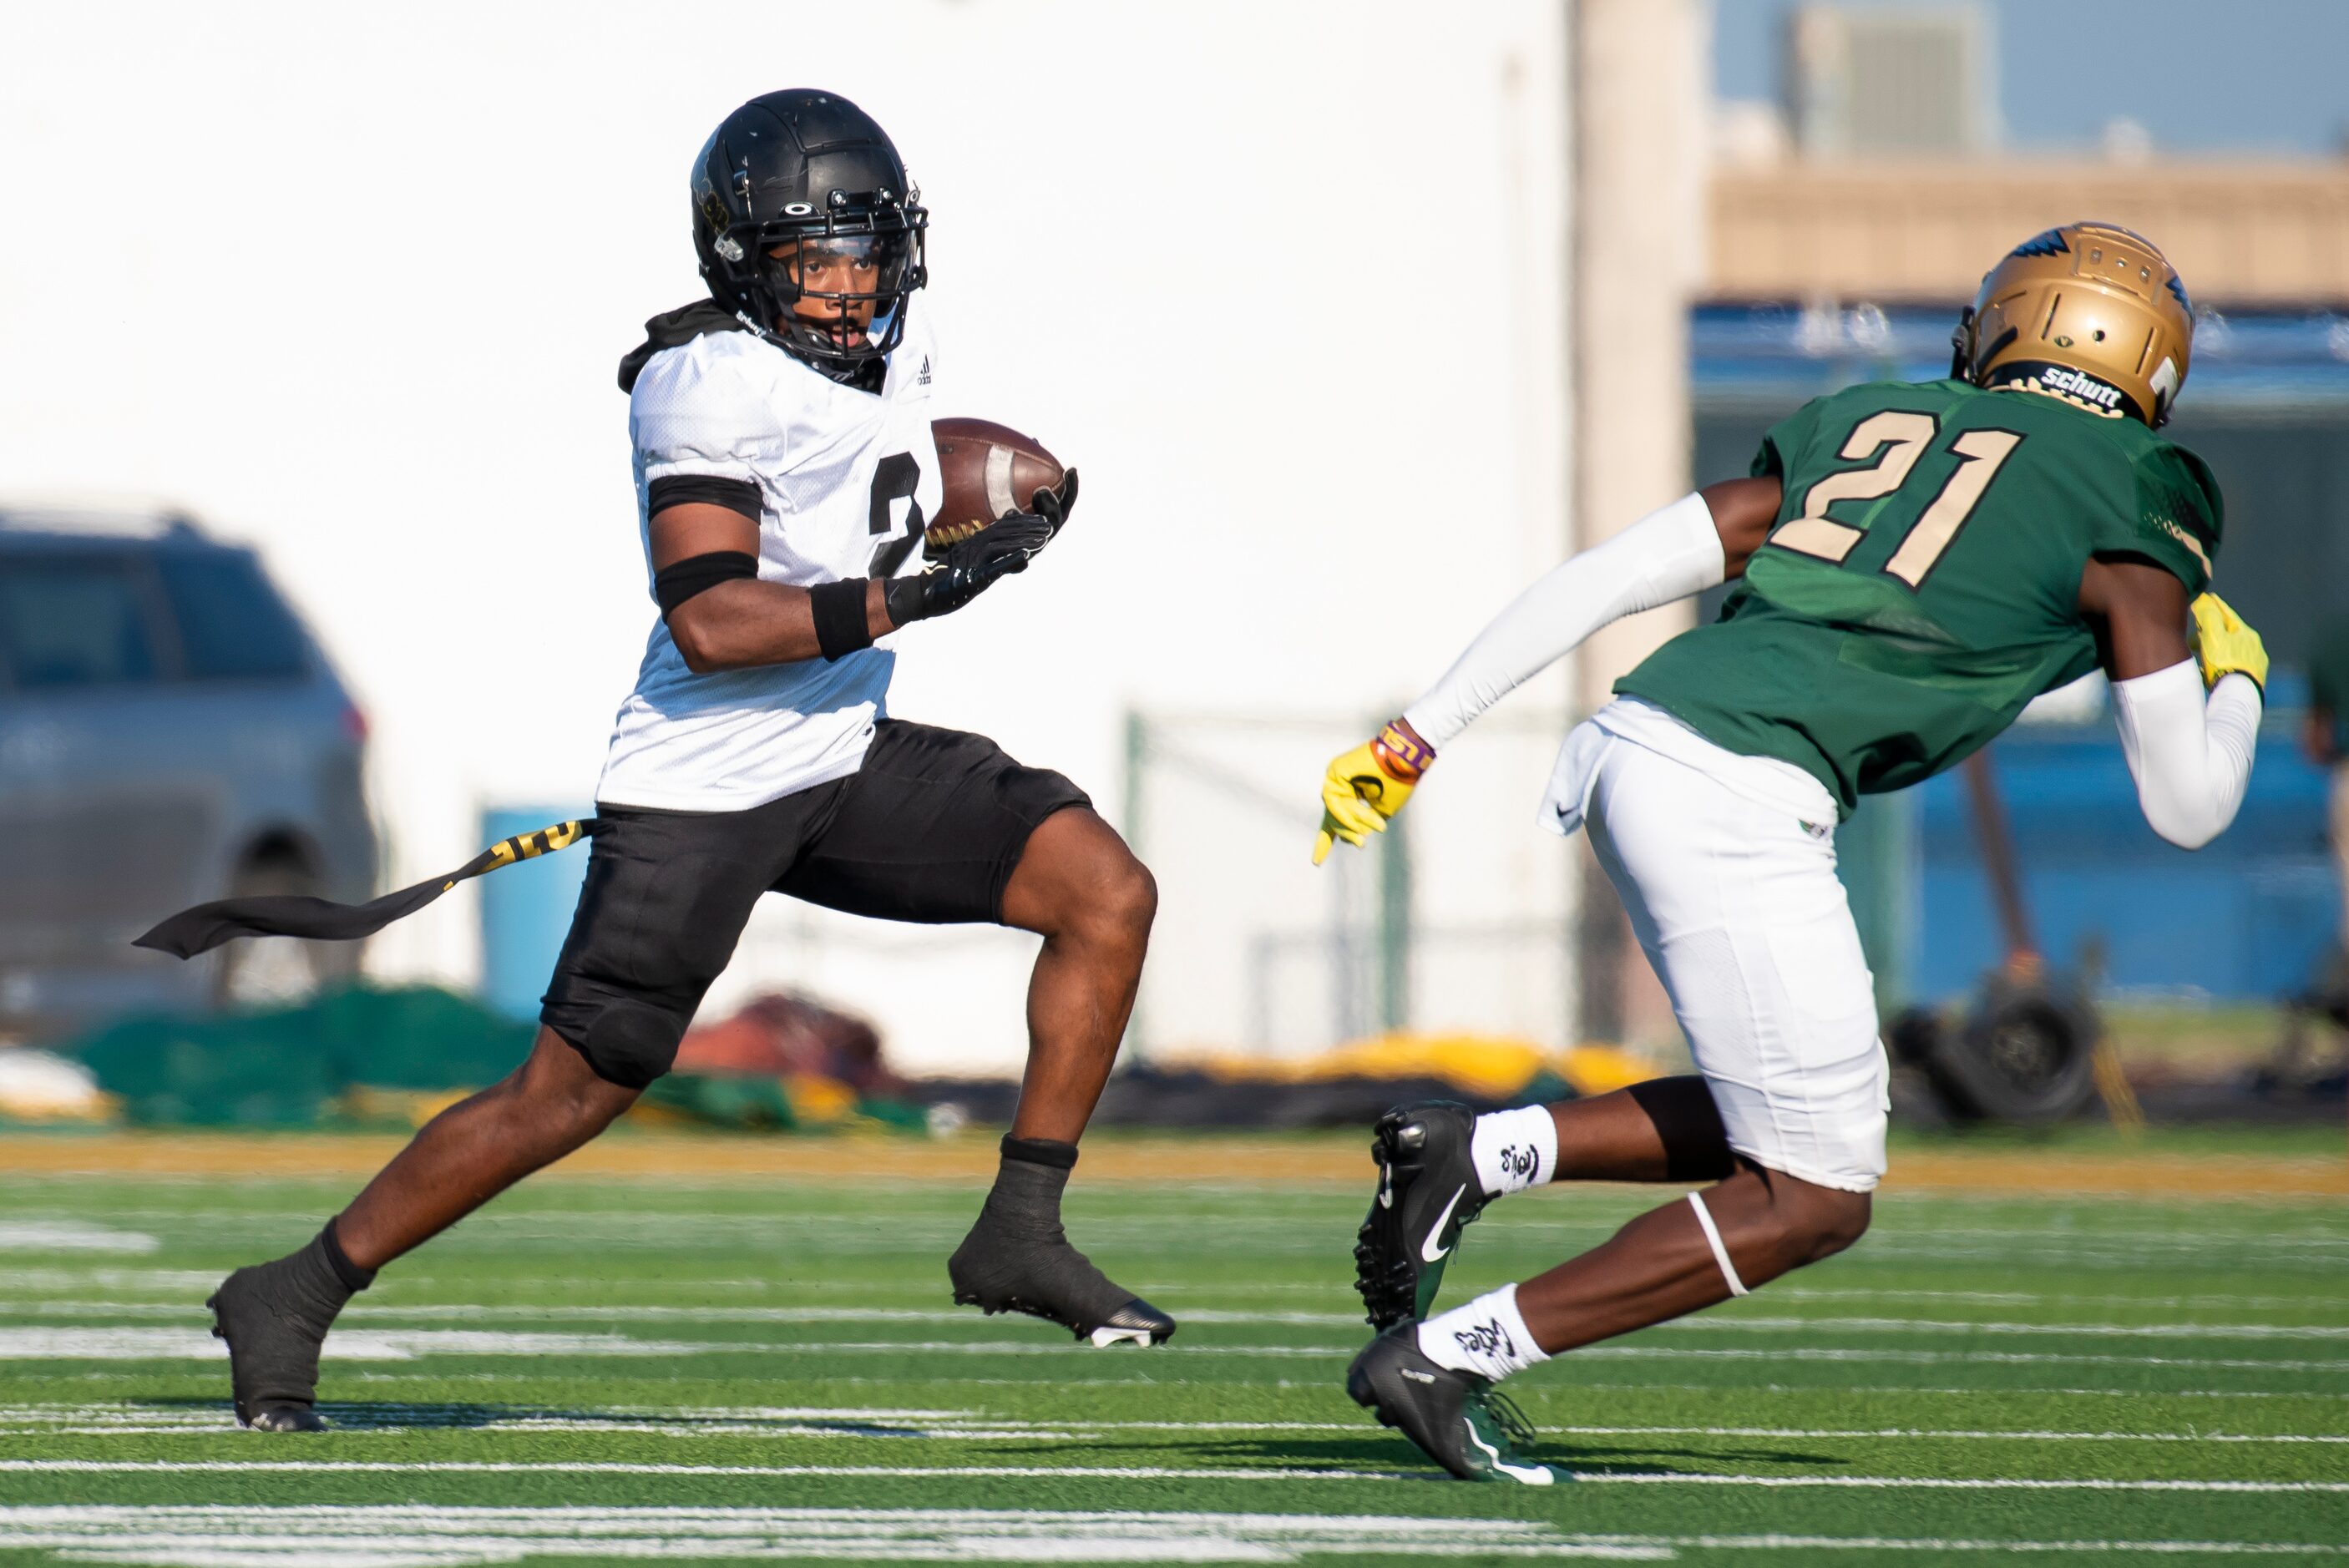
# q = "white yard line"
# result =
<box><xmin>11</xmin><ymin>1276</ymin><xmax>2338</xmax><ymax>1322</ymax></box>
<box><xmin>19</xmin><ymin>1328</ymin><xmax>2341</xmax><ymax>1373</ymax></box>
<box><xmin>0</xmin><ymin>1329</ymin><xmax>737</xmax><ymax>1361</ymax></box>
<box><xmin>1573</xmin><ymin>1534</ymin><xmax>2349</xmax><ymax>1557</ymax></box>
<box><xmin>3</xmin><ymin>1459</ymin><xmax>2344</xmax><ymax>1493</ymax></box>
<box><xmin>1575</xmin><ymin>1346</ymin><xmax>2349</xmax><ymax>1374</ymax></box>
<box><xmin>2</xmin><ymin>1404</ymin><xmax>2341</xmax><ymax>1444</ymax></box>
<box><xmin>1769</xmin><ymin>1287</ymin><xmax>2349</xmax><ymax>1314</ymax></box>
<box><xmin>0</xmin><ymin>1302</ymin><xmax>1365</xmax><ymax>1328</ymax></box>
<box><xmin>1076</xmin><ymin>1421</ymin><xmax>2346</xmax><ymax>1444</ymax></box>
<box><xmin>1663</xmin><ymin>1317</ymin><xmax>2349</xmax><ymax>1343</ymax></box>
<box><xmin>0</xmin><ymin>1505</ymin><xmax>1668</xmax><ymax>1565</ymax></box>
<box><xmin>2</xmin><ymin>1505</ymin><xmax>2340</xmax><ymax>1563</ymax></box>
<box><xmin>1542</xmin><ymin>1425</ymin><xmax>2349</xmax><ymax>1445</ymax></box>
<box><xmin>0</xmin><ymin>1270</ymin><xmax>221</xmax><ymax>1295</ymax></box>
<box><xmin>1562</xmin><ymin>1381</ymin><xmax>2349</xmax><ymax>1402</ymax></box>
<box><xmin>21</xmin><ymin>1206</ymin><xmax>2349</xmax><ymax>1249</ymax></box>
<box><xmin>18</xmin><ymin>1300</ymin><xmax>2349</xmax><ymax>1345</ymax></box>
<box><xmin>0</xmin><ymin>1222</ymin><xmax>156</xmax><ymax>1254</ymax></box>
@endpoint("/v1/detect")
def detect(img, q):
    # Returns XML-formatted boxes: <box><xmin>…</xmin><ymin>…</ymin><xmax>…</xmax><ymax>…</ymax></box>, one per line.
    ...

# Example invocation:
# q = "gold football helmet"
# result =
<box><xmin>1952</xmin><ymin>221</ymin><xmax>2195</xmax><ymax>427</ymax></box>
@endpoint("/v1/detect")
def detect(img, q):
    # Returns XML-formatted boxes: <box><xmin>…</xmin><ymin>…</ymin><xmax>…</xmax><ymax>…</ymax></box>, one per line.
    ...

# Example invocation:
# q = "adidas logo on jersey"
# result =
<box><xmin>918</xmin><ymin>355</ymin><xmax>933</xmax><ymax>387</ymax></box>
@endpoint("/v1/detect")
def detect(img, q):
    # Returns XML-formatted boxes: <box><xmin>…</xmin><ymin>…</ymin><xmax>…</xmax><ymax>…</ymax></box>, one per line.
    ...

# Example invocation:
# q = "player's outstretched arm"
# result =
<box><xmin>2083</xmin><ymin>557</ymin><xmax>2265</xmax><ymax>850</ymax></box>
<box><xmin>1310</xmin><ymin>480</ymin><xmax>1778</xmax><ymax>862</ymax></box>
<box><xmin>1399</xmin><ymin>478</ymin><xmax>1774</xmax><ymax>750</ymax></box>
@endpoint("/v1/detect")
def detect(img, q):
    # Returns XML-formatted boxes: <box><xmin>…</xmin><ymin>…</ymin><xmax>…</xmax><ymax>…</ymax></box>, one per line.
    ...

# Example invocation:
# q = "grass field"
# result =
<box><xmin>0</xmin><ymin>1130</ymin><xmax>2344</xmax><ymax>1565</ymax></box>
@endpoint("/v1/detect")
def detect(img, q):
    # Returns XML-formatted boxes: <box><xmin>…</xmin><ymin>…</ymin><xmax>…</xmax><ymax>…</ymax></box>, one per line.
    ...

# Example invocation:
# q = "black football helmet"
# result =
<box><xmin>691</xmin><ymin>89</ymin><xmax>928</xmax><ymax>367</ymax></box>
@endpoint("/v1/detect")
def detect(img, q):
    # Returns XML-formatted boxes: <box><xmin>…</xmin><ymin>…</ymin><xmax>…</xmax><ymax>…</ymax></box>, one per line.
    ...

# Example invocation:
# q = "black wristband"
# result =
<box><xmin>1000</xmin><ymin>1134</ymin><xmax>1079</xmax><ymax>1171</ymax></box>
<box><xmin>809</xmin><ymin>578</ymin><xmax>876</xmax><ymax>661</ymax></box>
<box><xmin>653</xmin><ymin>549</ymin><xmax>759</xmax><ymax>615</ymax></box>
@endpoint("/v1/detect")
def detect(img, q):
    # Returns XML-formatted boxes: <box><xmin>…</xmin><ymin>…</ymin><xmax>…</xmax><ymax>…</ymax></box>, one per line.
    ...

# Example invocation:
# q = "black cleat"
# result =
<box><xmin>948</xmin><ymin>1228</ymin><xmax>1177</xmax><ymax>1347</ymax></box>
<box><xmin>207</xmin><ymin>1264</ymin><xmax>337</xmax><ymax>1433</ymax></box>
<box><xmin>1347</xmin><ymin>1323</ymin><xmax>1557</xmax><ymax>1485</ymax></box>
<box><xmin>1354</xmin><ymin>1100</ymin><xmax>1486</xmax><ymax>1328</ymax></box>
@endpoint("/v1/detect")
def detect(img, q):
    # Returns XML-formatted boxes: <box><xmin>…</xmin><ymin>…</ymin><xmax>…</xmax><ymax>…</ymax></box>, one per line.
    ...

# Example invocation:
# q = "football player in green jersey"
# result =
<box><xmin>1318</xmin><ymin>222</ymin><xmax>2269</xmax><ymax>1484</ymax></box>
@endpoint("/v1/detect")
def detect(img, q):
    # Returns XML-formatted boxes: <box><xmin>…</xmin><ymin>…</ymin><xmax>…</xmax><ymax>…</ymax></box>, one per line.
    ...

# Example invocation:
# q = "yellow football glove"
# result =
<box><xmin>1313</xmin><ymin>721</ymin><xmax>1434</xmax><ymax>866</ymax></box>
<box><xmin>2190</xmin><ymin>593</ymin><xmax>2268</xmax><ymax>693</ymax></box>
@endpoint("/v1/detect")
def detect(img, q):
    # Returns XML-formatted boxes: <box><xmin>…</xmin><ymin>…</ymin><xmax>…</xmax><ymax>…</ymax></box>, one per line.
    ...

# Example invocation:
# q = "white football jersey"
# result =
<box><xmin>596</xmin><ymin>301</ymin><xmax>941</xmax><ymax>812</ymax></box>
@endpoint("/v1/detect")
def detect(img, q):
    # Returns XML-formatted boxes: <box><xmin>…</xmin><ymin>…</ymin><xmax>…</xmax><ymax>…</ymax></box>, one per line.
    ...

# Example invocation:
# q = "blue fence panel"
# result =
<box><xmin>1905</xmin><ymin>725</ymin><xmax>2336</xmax><ymax>1002</ymax></box>
<box><xmin>478</xmin><ymin>806</ymin><xmax>593</xmax><ymax>1023</ymax></box>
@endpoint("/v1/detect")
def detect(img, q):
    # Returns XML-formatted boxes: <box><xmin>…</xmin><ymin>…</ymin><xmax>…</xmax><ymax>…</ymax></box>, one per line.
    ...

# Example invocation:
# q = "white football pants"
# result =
<box><xmin>1546</xmin><ymin>701</ymin><xmax>1891</xmax><ymax>1193</ymax></box>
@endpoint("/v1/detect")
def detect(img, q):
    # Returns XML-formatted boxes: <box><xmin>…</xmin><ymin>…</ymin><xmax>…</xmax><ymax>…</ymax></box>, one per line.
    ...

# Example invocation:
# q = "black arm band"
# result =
<box><xmin>653</xmin><ymin>550</ymin><xmax>759</xmax><ymax>615</ymax></box>
<box><xmin>809</xmin><ymin>578</ymin><xmax>876</xmax><ymax>661</ymax></box>
<box><xmin>647</xmin><ymin>473</ymin><xmax>762</xmax><ymax>522</ymax></box>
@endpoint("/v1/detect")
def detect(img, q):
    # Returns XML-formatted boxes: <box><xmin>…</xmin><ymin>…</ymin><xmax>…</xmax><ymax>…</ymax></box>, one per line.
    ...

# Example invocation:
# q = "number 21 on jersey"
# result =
<box><xmin>1771</xmin><ymin>412</ymin><xmax>2024</xmax><ymax>589</ymax></box>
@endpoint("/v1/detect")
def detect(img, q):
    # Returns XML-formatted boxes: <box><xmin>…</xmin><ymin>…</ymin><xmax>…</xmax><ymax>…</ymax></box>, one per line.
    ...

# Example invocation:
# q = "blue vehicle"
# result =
<box><xmin>0</xmin><ymin>508</ymin><xmax>377</xmax><ymax>1038</ymax></box>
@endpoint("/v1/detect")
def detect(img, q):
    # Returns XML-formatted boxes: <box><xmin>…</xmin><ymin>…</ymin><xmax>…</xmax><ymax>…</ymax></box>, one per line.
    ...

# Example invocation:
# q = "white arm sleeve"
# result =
<box><xmin>2109</xmin><ymin>659</ymin><xmax>2262</xmax><ymax>850</ymax></box>
<box><xmin>1402</xmin><ymin>492</ymin><xmax>1726</xmax><ymax>747</ymax></box>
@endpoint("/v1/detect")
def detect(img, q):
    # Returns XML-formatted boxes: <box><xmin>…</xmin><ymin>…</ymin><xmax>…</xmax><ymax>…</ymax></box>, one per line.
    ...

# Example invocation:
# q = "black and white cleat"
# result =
<box><xmin>1346</xmin><ymin>1323</ymin><xmax>1557</xmax><ymax>1485</ymax></box>
<box><xmin>1354</xmin><ymin>1100</ymin><xmax>1486</xmax><ymax>1328</ymax></box>
<box><xmin>206</xmin><ymin>1266</ymin><xmax>332</xmax><ymax>1433</ymax></box>
<box><xmin>948</xmin><ymin>1227</ymin><xmax>1177</xmax><ymax>1347</ymax></box>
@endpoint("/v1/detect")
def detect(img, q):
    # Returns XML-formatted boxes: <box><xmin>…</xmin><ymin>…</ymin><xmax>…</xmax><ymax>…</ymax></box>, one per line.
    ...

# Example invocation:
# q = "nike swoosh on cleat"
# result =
<box><xmin>1420</xmin><ymin>1186</ymin><xmax>1467</xmax><ymax>1263</ymax></box>
<box><xmin>1464</xmin><ymin>1419</ymin><xmax>1554</xmax><ymax>1485</ymax></box>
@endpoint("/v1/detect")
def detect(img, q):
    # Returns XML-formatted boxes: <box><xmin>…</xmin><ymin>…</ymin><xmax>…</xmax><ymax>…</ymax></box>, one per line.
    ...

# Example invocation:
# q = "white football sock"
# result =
<box><xmin>1415</xmin><ymin>1282</ymin><xmax>1551</xmax><ymax>1382</ymax></box>
<box><xmin>1471</xmin><ymin>1105</ymin><xmax>1558</xmax><ymax>1197</ymax></box>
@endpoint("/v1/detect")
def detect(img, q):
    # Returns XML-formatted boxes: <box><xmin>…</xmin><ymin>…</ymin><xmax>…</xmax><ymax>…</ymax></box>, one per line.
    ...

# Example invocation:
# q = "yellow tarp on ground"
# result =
<box><xmin>1167</xmin><ymin>1032</ymin><xmax>1659</xmax><ymax>1103</ymax></box>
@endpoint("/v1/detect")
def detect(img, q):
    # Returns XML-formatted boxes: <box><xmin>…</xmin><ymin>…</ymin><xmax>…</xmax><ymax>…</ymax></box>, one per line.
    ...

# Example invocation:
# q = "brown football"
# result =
<box><xmin>928</xmin><ymin>417</ymin><xmax>1067</xmax><ymax>558</ymax></box>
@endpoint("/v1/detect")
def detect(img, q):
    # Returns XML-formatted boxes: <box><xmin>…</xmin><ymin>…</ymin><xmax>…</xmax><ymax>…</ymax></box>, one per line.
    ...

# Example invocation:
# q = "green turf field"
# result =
<box><xmin>0</xmin><ymin>1146</ymin><xmax>2344</xmax><ymax>1565</ymax></box>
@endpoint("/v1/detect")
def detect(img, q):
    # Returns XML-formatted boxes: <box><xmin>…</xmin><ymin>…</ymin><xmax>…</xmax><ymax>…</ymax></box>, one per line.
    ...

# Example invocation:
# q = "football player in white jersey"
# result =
<box><xmin>205</xmin><ymin>90</ymin><xmax>1172</xmax><ymax>1433</ymax></box>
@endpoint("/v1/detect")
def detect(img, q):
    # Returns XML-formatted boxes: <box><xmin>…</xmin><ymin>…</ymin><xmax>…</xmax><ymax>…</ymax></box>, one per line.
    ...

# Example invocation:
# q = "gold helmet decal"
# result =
<box><xmin>1952</xmin><ymin>221</ymin><xmax>2195</xmax><ymax>427</ymax></box>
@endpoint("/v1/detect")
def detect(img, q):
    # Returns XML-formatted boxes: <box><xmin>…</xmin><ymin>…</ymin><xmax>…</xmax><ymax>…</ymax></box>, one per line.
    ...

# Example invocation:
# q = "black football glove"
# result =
<box><xmin>884</xmin><ymin>512</ymin><xmax>1053</xmax><ymax>625</ymax></box>
<box><xmin>1031</xmin><ymin>468</ymin><xmax>1077</xmax><ymax>538</ymax></box>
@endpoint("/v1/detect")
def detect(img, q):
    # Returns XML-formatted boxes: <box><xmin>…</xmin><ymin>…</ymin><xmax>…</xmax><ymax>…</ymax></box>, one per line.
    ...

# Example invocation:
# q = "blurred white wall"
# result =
<box><xmin>0</xmin><ymin>0</ymin><xmax>1580</xmax><ymax>1073</ymax></box>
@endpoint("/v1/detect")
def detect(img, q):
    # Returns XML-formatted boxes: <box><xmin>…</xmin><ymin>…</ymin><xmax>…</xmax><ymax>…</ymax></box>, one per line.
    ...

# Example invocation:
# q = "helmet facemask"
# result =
<box><xmin>757</xmin><ymin>228</ymin><xmax>922</xmax><ymax>364</ymax></box>
<box><xmin>708</xmin><ymin>190</ymin><xmax>928</xmax><ymax>367</ymax></box>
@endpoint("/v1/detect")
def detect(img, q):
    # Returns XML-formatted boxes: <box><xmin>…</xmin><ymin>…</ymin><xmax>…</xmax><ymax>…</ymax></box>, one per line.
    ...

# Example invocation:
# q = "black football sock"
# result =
<box><xmin>207</xmin><ymin>1221</ymin><xmax>373</xmax><ymax>1430</ymax></box>
<box><xmin>948</xmin><ymin>1137</ymin><xmax>1142</xmax><ymax>1333</ymax></box>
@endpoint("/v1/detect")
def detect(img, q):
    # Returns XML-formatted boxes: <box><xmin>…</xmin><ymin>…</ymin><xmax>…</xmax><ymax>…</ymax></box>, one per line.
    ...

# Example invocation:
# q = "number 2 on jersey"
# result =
<box><xmin>1772</xmin><ymin>413</ymin><xmax>2024</xmax><ymax>589</ymax></box>
<box><xmin>866</xmin><ymin>453</ymin><xmax>925</xmax><ymax>577</ymax></box>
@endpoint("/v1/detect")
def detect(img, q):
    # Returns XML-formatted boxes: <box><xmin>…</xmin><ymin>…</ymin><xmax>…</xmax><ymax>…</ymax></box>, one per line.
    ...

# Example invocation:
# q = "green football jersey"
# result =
<box><xmin>1616</xmin><ymin>378</ymin><xmax>2223</xmax><ymax>817</ymax></box>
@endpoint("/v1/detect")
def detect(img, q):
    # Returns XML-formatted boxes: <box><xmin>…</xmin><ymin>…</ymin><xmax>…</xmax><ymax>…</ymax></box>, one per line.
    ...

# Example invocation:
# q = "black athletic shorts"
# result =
<box><xmin>541</xmin><ymin>720</ymin><xmax>1091</xmax><ymax>1089</ymax></box>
